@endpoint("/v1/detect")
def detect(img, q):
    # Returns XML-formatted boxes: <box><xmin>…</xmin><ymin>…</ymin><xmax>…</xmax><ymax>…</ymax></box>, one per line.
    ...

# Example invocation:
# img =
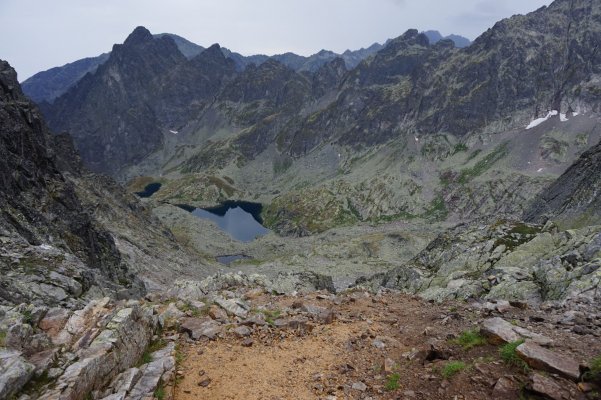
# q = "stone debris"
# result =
<box><xmin>516</xmin><ymin>341</ymin><xmax>581</xmax><ymax>381</ymax></box>
<box><xmin>1</xmin><ymin>269</ymin><xmax>599</xmax><ymax>400</ymax></box>
<box><xmin>491</xmin><ymin>376</ymin><xmax>520</xmax><ymax>399</ymax></box>
<box><xmin>481</xmin><ymin>317</ymin><xmax>553</xmax><ymax>346</ymax></box>
<box><xmin>526</xmin><ymin>373</ymin><xmax>575</xmax><ymax>400</ymax></box>
<box><xmin>232</xmin><ymin>325</ymin><xmax>251</xmax><ymax>338</ymax></box>
<box><xmin>126</xmin><ymin>342</ymin><xmax>176</xmax><ymax>400</ymax></box>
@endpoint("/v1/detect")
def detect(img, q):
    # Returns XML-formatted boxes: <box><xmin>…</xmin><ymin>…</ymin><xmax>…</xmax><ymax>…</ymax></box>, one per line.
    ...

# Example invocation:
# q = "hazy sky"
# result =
<box><xmin>0</xmin><ymin>0</ymin><xmax>552</xmax><ymax>81</ymax></box>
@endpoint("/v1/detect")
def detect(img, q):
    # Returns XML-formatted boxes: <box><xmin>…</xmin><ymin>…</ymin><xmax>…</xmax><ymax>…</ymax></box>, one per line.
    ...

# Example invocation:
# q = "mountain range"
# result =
<box><xmin>21</xmin><ymin>31</ymin><xmax>471</xmax><ymax>104</ymax></box>
<box><xmin>20</xmin><ymin>0</ymin><xmax>598</xmax><ymax>239</ymax></box>
<box><xmin>1</xmin><ymin>0</ymin><xmax>601</xmax><ymax>397</ymax></box>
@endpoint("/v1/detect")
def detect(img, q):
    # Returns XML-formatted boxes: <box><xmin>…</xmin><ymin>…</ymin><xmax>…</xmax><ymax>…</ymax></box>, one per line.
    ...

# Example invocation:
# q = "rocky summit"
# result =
<box><xmin>2</xmin><ymin>0</ymin><xmax>601</xmax><ymax>398</ymax></box>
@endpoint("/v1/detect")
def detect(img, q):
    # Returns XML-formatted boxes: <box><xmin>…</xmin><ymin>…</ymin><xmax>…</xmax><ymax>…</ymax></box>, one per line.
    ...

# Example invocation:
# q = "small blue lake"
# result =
<box><xmin>135</xmin><ymin>182</ymin><xmax>162</xmax><ymax>198</ymax></box>
<box><xmin>180</xmin><ymin>201</ymin><xmax>270</xmax><ymax>242</ymax></box>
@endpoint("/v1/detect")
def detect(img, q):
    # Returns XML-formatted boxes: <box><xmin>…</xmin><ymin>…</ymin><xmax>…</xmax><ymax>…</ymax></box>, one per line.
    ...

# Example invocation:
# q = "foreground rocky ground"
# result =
<box><xmin>2</xmin><ymin>273</ymin><xmax>600</xmax><ymax>400</ymax></box>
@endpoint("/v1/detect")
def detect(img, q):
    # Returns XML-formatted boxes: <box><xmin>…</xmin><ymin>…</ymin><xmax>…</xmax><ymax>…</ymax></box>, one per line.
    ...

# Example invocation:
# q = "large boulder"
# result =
<box><xmin>0</xmin><ymin>349</ymin><xmax>35</xmax><ymax>399</ymax></box>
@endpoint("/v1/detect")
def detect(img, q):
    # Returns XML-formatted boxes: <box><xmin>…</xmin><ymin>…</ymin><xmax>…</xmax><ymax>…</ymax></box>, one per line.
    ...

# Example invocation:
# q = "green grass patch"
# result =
<box><xmin>177</xmin><ymin>301</ymin><xmax>208</xmax><ymax>317</ymax></box>
<box><xmin>441</xmin><ymin>361</ymin><xmax>467</xmax><ymax>379</ymax></box>
<box><xmin>175</xmin><ymin>343</ymin><xmax>186</xmax><ymax>365</ymax></box>
<box><xmin>453</xmin><ymin>143</ymin><xmax>468</xmax><ymax>154</ymax></box>
<box><xmin>500</xmin><ymin>340</ymin><xmax>529</xmax><ymax>372</ymax></box>
<box><xmin>493</xmin><ymin>223</ymin><xmax>542</xmax><ymax>251</ymax></box>
<box><xmin>0</xmin><ymin>330</ymin><xmax>6</xmax><ymax>347</ymax></box>
<box><xmin>452</xmin><ymin>330</ymin><xmax>487</xmax><ymax>350</ymax></box>
<box><xmin>423</xmin><ymin>195</ymin><xmax>448</xmax><ymax>221</ymax></box>
<box><xmin>585</xmin><ymin>354</ymin><xmax>601</xmax><ymax>381</ymax></box>
<box><xmin>384</xmin><ymin>373</ymin><xmax>401</xmax><ymax>391</ymax></box>
<box><xmin>259</xmin><ymin>309</ymin><xmax>281</xmax><ymax>326</ymax></box>
<box><xmin>154</xmin><ymin>381</ymin><xmax>166</xmax><ymax>400</ymax></box>
<box><xmin>457</xmin><ymin>142</ymin><xmax>509</xmax><ymax>184</ymax></box>
<box><xmin>465</xmin><ymin>149</ymin><xmax>482</xmax><ymax>163</ymax></box>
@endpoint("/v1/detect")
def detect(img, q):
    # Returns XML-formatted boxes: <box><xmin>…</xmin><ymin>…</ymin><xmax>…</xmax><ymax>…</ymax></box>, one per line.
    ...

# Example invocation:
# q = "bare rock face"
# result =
<box><xmin>0</xmin><ymin>59</ymin><xmax>145</xmax><ymax>305</ymax></box>
<box><xmin>525</xmin><ymin>139</ymin><xmax>601</xmax><ymax>228</ymax></box>
<box><xmin>516</xmin><ymin>341</ymin><xmax>581</xmax><ymax>381</ymax></box>
<box><xmin>38</xmin><ymin>304</ymin><xmax>156</xmax><ymax>399</ymax></box>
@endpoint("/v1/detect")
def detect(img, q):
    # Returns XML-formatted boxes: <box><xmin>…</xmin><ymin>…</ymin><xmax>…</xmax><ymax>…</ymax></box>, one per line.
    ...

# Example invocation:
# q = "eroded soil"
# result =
<box><xmin>172</xmin><ymin>291</ymin><xmax>601</xmax><ymax>400</ymax></box>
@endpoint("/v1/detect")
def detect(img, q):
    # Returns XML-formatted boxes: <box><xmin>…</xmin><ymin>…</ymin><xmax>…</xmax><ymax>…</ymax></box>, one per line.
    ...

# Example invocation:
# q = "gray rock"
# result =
<box><xmin>180</xmin><ymin>318</ymin><xmax>222</xmax><ymax>340</ymax></box>
<box><xmin>5</xmin><ymin>323</ymin><xmax>33</xmax><ymax>352</ymax></box>
<box><xmin>108</xmin><ymin>367</ymin><xmax>142</xmax><ymax>395</ymax></box>
<box><xmin>0</xmin><ymin>349</ymin><xmax>35</xmax><ymax>399</ymax></box>
<box><xmin>126</xmin><ymin>343</ymin><xmax>175</xmax><ymax>400</ymax></box>
<box><xmin>214</xmin><ymin>297</ymin><xmax>249</xmax><ymax>318</ymax></box>
<box><xmin>38</xmin><ymin>305</ymin><xmax>155</xmax><ymax>399</ymax></box>
<box><xmin>232</xmin><ymin>326</ymin><xmax>251</xmax><ymax>338</ymax></box>
<box><xmin>516</xmin><ymin>341</ymin><xmax>580</xmax><ymax>381</ymax></box>
<box><xmin>352</xmin><ymin>381</ymin><xmax>367</xmax><ymax>391</ymax></box>
<box><xmin>527</xmin><ymin>373</ymin><xmax>573</xmax><ymax>400</ymax></box>
<box><xmin>481</xmin><ymin>318</ymin><xmax>553</xmax><ymax>346</ymax></box>
<box><xmin>158</xmin><ymin>303</ymin><xmax>184</xmax><ymax>329</ymax></box>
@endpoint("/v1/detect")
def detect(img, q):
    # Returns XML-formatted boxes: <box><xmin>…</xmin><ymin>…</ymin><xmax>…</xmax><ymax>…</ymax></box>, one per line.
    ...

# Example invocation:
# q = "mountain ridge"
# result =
<box><xmin>22</xmin><ymin>30</ymin><xmax>467</xmax><ymax>104</ymax></box>
<box><xmin>36</xmin><ymin>0</ymin><xmax>601</xmax><ymax>237</ymax></box>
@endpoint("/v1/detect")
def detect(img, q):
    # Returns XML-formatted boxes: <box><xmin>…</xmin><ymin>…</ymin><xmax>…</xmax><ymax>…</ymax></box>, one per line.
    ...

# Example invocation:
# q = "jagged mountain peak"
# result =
<box><xmin>257</xmin><ymin>58</ymin><xmax>292</xmax><ymax>72</ymax></box>
<box><xmin>423</xmin><ymin>30</ymin><xmax>472</xmax><ymax>48</ymax></box>
<box><xmin>206</xmin><ymin>43</ymin><xmax>222</xmax><ymax>51</ymax></box>
<box><xmin>191</xmin><ymin>43</ymin><xmax>225</xmax><ymax>61</ymax></box>
<box><xmin>123</xmin><ymin>26</ymin><xmax>154</xmax><ymax>47</ymax></box>
<box><xmin>0</xmin><ymin>60</ymin><xmax>23</xmax><ymax>100</ymax></box>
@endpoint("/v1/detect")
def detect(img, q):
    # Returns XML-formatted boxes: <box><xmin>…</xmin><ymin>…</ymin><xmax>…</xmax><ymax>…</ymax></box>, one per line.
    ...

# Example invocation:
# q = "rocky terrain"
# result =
<box><xmin>1</xmin><ymin>0</ymin><xmax>601</xmax><ymax>398</ymax></box>
<box><xmin>2</xmin><ymin>272</ymin><xmax>599</xmax><ymax>399</ymax></box>
<box><xmin>0</xmin><ymin>58</ymin><xmax>217</xmax><ymax>305</ymax></box>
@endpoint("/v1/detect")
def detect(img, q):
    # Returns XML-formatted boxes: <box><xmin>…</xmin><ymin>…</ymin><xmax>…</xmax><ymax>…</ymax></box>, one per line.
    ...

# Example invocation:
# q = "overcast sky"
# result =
<box><xmin>0</xmin><ymin>0</ymin><xmax>552</xmax><ymax>81</ymax></box>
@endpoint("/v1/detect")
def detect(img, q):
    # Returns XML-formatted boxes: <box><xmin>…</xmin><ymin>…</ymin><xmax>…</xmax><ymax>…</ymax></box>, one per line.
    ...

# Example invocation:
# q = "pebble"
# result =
<box><xmin>198</xmin><ymin>378</ymin><xmax>212</xmax><ymax>387</ymax></box>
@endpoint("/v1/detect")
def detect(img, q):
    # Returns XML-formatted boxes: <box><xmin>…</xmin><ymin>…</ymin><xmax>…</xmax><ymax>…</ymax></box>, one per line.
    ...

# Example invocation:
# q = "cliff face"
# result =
<box><xmin>0</xmin><ymin>58</ymin><xmax>218</xmax><ymax>306</ymax></box>
<box><xmin>0</xmin><ymin>59</ymin><xmax>144</xmax><ymax>305</ymax></box>
<box><xmin>524</xmin><ymin>139</ymin><xmax>601</xmax><ymax>228</ymax></box>
<box><xmin>44</xmin><ymin>27</ymin><xmax>186</xmax><ymax>176</ymax></box>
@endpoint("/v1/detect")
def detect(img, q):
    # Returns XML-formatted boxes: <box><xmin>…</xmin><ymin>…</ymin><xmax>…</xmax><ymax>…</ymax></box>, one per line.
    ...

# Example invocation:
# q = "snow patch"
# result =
<box><xmin>537</xmin><ymin>168</ymin><xmax>544</xmax><ymax>173</ymax></box>
<box><xmin>39</xmin><ymin>244</ymin><xmax>53</xmax><ymax>250</ymax></box>
<box><xmin>560</xmin><ymin>113</ymin><xmax>568</xmax><ymax>122</ymax></box>
<box><xmin>169</xmin><ymin>130</ymin><xmax>178</xmax><ymax>134</ymax></box>
<box><xmin>526</xmin><ymin>110</ymin><xmax>558</xmax><ymax>130</ymax></box>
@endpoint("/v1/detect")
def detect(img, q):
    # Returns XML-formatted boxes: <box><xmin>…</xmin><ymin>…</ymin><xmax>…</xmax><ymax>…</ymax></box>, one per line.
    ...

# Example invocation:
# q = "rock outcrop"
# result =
<box><xmin>525</xmin><ymin>139</ymin><xmax>601</xmax><ymax>228</ymax></box>
<box><xmin>363</xmin><ymin>219</ymin><xmax>600</xmax><ymax>304</ymax></box>
<box><xmin>0</xmin><ymin>59</ymin><xmax>145</xmax><ymax>304</ymax></box>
